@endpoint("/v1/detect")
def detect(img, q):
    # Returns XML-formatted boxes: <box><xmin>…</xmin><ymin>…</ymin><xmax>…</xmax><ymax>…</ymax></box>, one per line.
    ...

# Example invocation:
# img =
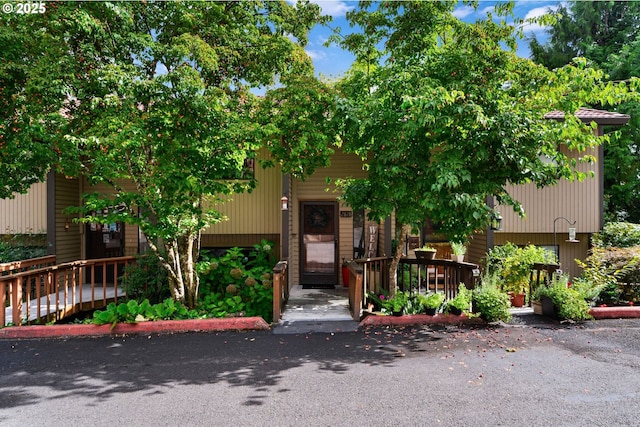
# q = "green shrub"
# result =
<box><xmin>574</xmin><ymin>246</ymin><xmax>640</xmax><ymax>305</ymax></box>
<box><xmin>472</xmin><ymin>274</ymin><xmax>512</xmax><ymax>322</ymax></box>
<box><xmin>121</xmin><ymin>253</ymin><xmax>170</xmax><ymax>304</ymax></box>
<box><xmin>536</xmin><ymin>275</ymin><xmax>592</xmax><ymax>321</ymax></box>
<box><xmin>592</xmin><ymin>222</ymin><xmax>640</xmax><ymax>248</ymax></box>
<box><xmin>445</xmin><ymin>284</ymin><xmax>472</xmax><ymax>314</ymax></box>
<box><xmin>485</xmin><ymin>243</ymin><xmax>556</xmax><ymax>294</ymax></box>
<box><xmin>417</xmin><ymin>292</ymin><xmax>445</xmax><ymax>311</ymax></box>
<box><xmin>197</xmin><ymin>240</ymin><xmax>275</xmax><ymax>321</ymax></box>
<box><xmin>92</xmin><ymin>298</ymin><xmax>199</xmax><ymax>328</ymax></box>
<box><xmin>0</xmin><ymin>234</ymin><xmax>47</xmax><ymax>263</ymax></box>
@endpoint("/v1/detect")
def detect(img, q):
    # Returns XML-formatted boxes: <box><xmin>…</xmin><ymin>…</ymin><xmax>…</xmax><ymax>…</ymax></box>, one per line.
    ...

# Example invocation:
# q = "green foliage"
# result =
<box><xmin>417</xmin><ymin>292</ymin><xmax>445</xmax><ymax>311</ymax></box>
<box><xmin>472</xmin><ymin>275</ymin><xmax>512</xmax><ymax>323</ymax></box>
<box><xmin>121</xmin><ymin>253</ymin><xmax>170</xmax><ymax>304</ymax></box>
<box><xmin>0</xmin><ymin>234</ymin><xmax>47</xmax><ymax>263</ymax></box>
<box><xmin>1</xmin><ymin>2</ymin><xmax>330</xmax><ymax>308</ymax></box>
<box><xmin>385</xmin><ymin>290</ymin><xmax>409</xmax><ymax>314</ymax></box>
<box><xmin>446</xmin><ymin>284</ymin><xmax>472</xmax><ymax>314</ymax></box>
<box><xmin>574</xmin><ymin>246</ymin><xmax>640</xmax><ymax>305</ymax></box>
<box><xmin>334</xmin><ymin>2</ymin><xmax>636</xmax><ymax>247</ymax></box>
<box><xmin>485</xmin><ymin>243</ymin><xmax>556</xmax><ymax>294</ymax></box>
<box><xmin>535</xmin><ymin>275</ymin><xmax>592</xmax><ymax>321</ymax></box>
<box><xmin>529</xmin><ymin>2</ymin><xmax>640</xmax><ymax>223</ymax></box>
<box><xmin>197</xmin><ymin>241</ymin><xmax>275</xmax><ymax>322</ymax></box>
<box><xmin>592</xmin><ymin>222</ymin><xmax>640</xmax><ymax>248</ymax></box>
<box><xmin>450</xmin><ymin>241</ymin><xmax>467</xmax><ymax>256</ymax></box>
<box><xmin>92</xmin><ymin>298</ymin><xmax>198</xmax><ymax>329</ymax></box>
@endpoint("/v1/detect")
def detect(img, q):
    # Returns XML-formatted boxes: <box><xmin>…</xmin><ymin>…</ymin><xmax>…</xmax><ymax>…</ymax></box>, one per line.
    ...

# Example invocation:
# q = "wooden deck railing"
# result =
<box><xmin>351</xmin><ymin>256</ymin><xmax>480</xmax><ymax>320</ymax></box>
<box><xmin>1</xmin><ymin>256</ymin><xmax>135</xmax><ymax>326</ymax></box>
<box><xmin>529</xmin><ymin>263</ymin><xmax>561</xmax><ymax>299</ymax></box>
<box><xmin>397</xmin><ymin>258</ymin><xmax>480</xmax><ymax>300</ymax></box>
<box><xmin>272</xmin><ymin>261</ymin><xmax>288</xmax><ymax>322</ymax></box>
<box><xmin>0</xmin><ymin>255</ymin><xmax>56</xmax><ymax>275</ymax></box>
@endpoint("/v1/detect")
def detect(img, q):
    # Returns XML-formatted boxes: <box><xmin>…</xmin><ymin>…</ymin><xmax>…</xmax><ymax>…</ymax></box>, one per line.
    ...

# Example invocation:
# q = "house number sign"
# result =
<box><xmin>340</xmin><ymin>211</ymin><xmax>352</xmax><ymax>218</ymax></box>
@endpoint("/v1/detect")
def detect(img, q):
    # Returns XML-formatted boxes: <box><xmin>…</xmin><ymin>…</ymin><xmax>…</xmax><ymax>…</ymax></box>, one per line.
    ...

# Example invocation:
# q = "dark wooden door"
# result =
<box><xmin>300</xmin><ymin>202</ymin><xmax>338</xmax><ymax>285</ymax></box>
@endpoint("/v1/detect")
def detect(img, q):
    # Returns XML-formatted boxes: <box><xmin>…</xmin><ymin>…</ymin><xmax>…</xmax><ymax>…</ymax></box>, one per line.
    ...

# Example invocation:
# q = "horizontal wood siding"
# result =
<box><xmin>290</xmin><ymin>149</ymin><xmax>367</xmax><ymax>285</ymax></box>
<box><xmin>498</xmin><ymin>146</ymin><xmax>601</xmax><ymax>233</ymax></box>
<box><xmin>54</xmin><ymin>174</ymin><xmax>81</xmax><ymax>263</ymax></box>
<box><xmin>468</xmin><ymin>231</ymin><xmax>488</xmax><ymax>267</ymax></box>
<box><xmin>0</xmin><ymin>182</ymin><xmax>47</xmax><ymax>234</ymax></box>
<box><xmin>494</xmin><ymin>232</ymin><xmax>589</xmax><ymax>279</ymax></box>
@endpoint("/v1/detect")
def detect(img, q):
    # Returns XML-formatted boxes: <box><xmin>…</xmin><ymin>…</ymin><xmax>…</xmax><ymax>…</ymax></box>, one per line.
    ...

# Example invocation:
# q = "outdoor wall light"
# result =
<box><xmin>490</xmin><ymin>212</ymin><xmax>503</xmax><ymax>231</ymax></box>
<box><xmin>281</xmin><ymin>195</ymin><xmax>288</xmax><ymax>211</ymax></box>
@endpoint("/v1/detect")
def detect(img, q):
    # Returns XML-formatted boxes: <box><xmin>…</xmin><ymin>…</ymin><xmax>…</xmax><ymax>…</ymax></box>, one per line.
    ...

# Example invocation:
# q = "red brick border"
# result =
<box><xmin>0</xmin><ymin>317</ymin><xmax>270</xmax><ymax>339</ymax></box>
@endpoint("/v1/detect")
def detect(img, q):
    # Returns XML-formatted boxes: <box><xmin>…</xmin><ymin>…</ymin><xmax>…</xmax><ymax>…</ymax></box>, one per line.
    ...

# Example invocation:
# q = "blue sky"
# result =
<box><xmin>300</xmin><ymin>1</ymin><xmax>563</xmax><ymax>79</ymax></box>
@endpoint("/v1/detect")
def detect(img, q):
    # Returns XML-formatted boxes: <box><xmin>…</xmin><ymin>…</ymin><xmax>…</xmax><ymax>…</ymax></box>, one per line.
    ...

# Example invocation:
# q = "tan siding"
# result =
<box><xmin>290</xmin><ymin>148</ymin><xmax>367</xmax><ymax>285</ymax></box>
<box><xmin>498</xmin><ymin>146</ymin><xmax>600</xmax><ymax>233</ymax></box>
<box><xmin>205</xmin><ymin>152</ymin><xmax>281</xmax><ymax>235</ymax></box>
<box><xmin>494</xmin><ymin>232</ymin><xmax>588</xmax><ymax>279</ymax></box>
<box><xmin>0</xmin><ymin>182</ymin><xmax>47</xmax><ymax>234</ymax></box>
<box><xmin>54</xmin><ymin>174</ymin><xmax>82</xmax><ymax>263</ymax></box>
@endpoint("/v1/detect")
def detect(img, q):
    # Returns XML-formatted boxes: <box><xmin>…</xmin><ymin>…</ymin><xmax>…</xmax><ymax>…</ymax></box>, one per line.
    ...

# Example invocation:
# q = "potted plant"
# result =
<box><xmin>486</xmin><ymin>243</ymin><xmax>556</xmax><ymax>308</ymax></box>
<box><xmin>341</xmin><ymin>258</ymin><xmax>350</xmax><ymax>287</ymax></box>
<box><xmin>450</xmin><ymin>241</ymin><xmax>467</xmax><ymax>263</ymax></box>
<box><xmin>534</xmin><ymin>274</ymin><xmax>592</xmax><ymax>321</ymax></box>
<box><xmin>445</xmin><ymin>284</ymin><xmax>472</xmax><ymax>315</ymax></box>
<box><xmin>417</xmin><ymin>292</ymin><xmax>445</xmax><ymax>316</ymax></box>
<box><xmin>415</xmin><ymin>245</ymin><xmax>437</xmax><ymax>260</ymax></box>
<box><xmin>386</xmin><ymin>291</ymin><xmax>408</xmax><ymax>316</ymax></box>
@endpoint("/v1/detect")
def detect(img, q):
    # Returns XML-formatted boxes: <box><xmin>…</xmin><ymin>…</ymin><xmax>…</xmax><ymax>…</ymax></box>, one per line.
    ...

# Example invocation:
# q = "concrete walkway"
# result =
<box><xmin>272</xmin><ymin>285</ymin><xmax>359</xmax><ymax>334</ymax></box>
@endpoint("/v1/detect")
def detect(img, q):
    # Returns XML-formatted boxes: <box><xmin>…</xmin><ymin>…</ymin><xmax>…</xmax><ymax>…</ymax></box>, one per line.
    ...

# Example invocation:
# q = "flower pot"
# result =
<box><xmin>451</xmin><ymin>254</ymin><xmax>465</xmax><ymax>263</ymax></box>
<box><xmin>509</xmin><ymin>292</ymin><xmax>526</xmax><ymax>308</ymax></box>
<box><xmin>341</xmin><ymin>266</ymin><xmax>350</xmax><ymax>287</ymax></box>
<box><xmin>541</xmin><ymin>296</ymin><xmax>557</xmax><ymax>318</ymax></box>
<box><xmin>532</xmin><ymin>300</ymin><xmax>543</xmax><ymax>315</ymax></box>
<box><xmin>392</xmin><ymin>310</ymin><xmax>403</xmax><ymax>317</ymax></box>
<box><xmin>415</xmin><ymin>250</ymin><xmax>436</xmax><ymax>260</ymax></box>
<box><xmin>448</xmin><ymin>307</ymin><xmax>462</xmax><ymax>316</ymax></box>
<box><xmin>424</xmin><ymin>308</ymin><xmax>437</xmax><ymax>316</ymax></box>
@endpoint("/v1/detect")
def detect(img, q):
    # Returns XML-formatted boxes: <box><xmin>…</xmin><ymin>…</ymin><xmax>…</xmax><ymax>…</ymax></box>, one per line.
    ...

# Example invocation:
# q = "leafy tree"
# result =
<box><xmin>0</xmin><ymin>1</ymin><xmax>333</xmax><ymax>308</ymax></box>
<box><xmin>529</xmin><ymin>0</ymin><xmax>640</xmax><ymax>222</ymax></box>
<box><xmin>331</xmin><ymin>1</ymin><xmax>636</xmax><ymax>289</ymax></box>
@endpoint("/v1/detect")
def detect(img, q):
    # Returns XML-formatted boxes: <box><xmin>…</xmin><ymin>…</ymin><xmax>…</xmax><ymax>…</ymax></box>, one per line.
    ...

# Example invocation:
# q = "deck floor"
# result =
<box><xmin>4</xmin><ymin>283</ymin><xmax>124</xmax><ymax>326</ymax></box>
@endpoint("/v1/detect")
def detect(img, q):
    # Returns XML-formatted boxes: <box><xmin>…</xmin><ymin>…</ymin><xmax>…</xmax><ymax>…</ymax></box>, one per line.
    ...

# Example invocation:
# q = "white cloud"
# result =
<box><xmin>310</xmin><ymin>1</ymin><xmax>354</xmax><ymax>18</ymax></box>
<box><xmin>520</xmin><ymin>5</ymin><xmax>559</xmax><ymax>34</ymax></box>
<box><xmin>306</xmin><ymin>49</ymin><xmax>327</xmax><ymax>61</ymax></box>
<box><xmin>452</xmin><ymin>5</ymin><xmax>475</xmax><ymax>19</ymax></box>
<box><xmin>480</xmin><ymin>6</ymin><xmax>495</xmax><ymax>16</ymax></box>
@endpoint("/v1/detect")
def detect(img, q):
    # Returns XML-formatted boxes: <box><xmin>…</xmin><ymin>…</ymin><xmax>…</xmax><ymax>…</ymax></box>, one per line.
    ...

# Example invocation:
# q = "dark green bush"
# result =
<box><xmin>472</xmin><ymin>274</ymin><xmax>512</xmax><ymax>323</ymax></box>
<box><xmin>592</xmin><ymin>222</ymin><xmax>640</xmax><ymax>248</ymax></box>
<box><xmin>0</xmin><ymin>234</ymin><xmax>47</xmax><ymax>263</ymax></box>
<box><xmin>120</xmin><ymin>253</ymin><xmax>171</xmax><ymax>304</ymax></box>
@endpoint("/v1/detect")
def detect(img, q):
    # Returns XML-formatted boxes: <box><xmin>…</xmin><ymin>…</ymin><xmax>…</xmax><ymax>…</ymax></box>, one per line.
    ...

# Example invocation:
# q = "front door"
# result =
<box><xmin>300</xmin><ymin>202</ymin><xmax>338</xmax><ymax>285</ymax></box>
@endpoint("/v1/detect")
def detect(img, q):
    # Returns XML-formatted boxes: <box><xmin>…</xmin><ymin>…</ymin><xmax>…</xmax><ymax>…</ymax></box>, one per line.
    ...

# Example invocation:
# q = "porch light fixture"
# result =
<box><xmin>281</xmin><ymin>195</ymin><xmax>288</xmax><ymax>211</ymax></box>
<box><xmin>490</xmin><ymin>212</ymin><xmax>502</xmax><ymax>231</ymax></box>
<box><xmin>553</xmin><ymin>217</ymin><xmax>579</xmax><ymax>258</ymax></box>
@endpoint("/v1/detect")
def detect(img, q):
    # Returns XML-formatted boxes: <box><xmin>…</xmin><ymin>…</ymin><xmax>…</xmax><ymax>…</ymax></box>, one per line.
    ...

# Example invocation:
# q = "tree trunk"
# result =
<box><xmin>148</xmin><ymin>230</ymin><xmax>201</xmax><ymax>309</ymax></box>
<box><xmin>388</xmin><ymin>223</ymin><xmax>412</xmax><ymax>296</ymax></box>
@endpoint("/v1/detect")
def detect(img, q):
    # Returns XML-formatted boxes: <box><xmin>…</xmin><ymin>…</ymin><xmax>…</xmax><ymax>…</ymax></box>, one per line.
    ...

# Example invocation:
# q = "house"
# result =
<box><xmin>1</xmin><ymin>109</ymin><xmax>630</xmax><ymax>284</ymax></box>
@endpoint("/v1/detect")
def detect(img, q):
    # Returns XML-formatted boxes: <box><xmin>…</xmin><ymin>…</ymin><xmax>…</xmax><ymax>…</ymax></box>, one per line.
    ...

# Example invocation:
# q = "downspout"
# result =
<box><xmin>46</xmin><ymin>171</ymin><xmax>56</xmax><ymax>256</ymax></box>
<box><xmin>281</xmin><ymin>174</ymin><xmax>290</xmax><ymax>260</ymax></box>
<box><xmin>597</xmin><ymin>125</ymin><xmax>605</xmax><ymax>230</ymax></box>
